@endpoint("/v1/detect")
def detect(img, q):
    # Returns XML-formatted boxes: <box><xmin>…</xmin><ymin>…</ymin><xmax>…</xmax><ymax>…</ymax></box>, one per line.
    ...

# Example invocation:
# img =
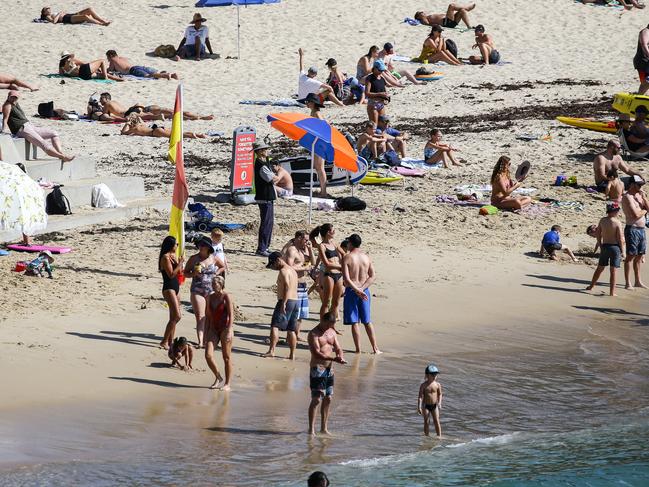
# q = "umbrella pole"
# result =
<box><xmin>309</xmin><ymin>138</ymin><xmax>317</xmax><ymax>225</ymax></box>
<box><xmin>237</xmin><ymin>5</ymin><xmax>241</xmax><ymax>59</ymax></box>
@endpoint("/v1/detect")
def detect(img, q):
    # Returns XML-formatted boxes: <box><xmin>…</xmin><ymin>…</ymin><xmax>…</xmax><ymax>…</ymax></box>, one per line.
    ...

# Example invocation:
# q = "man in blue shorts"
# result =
<box><xmin>621</xmin><ymin>175</ymin><xmax>649</xmax><ymax>289</ymax></box>
<box><xmin>341</xmin><ymin>234</ymin><xmax>382</xmax><ymax>354</ymax></box>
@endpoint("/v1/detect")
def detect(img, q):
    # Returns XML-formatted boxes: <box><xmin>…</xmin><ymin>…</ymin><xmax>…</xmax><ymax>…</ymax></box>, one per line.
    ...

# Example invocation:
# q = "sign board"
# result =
<box><xmin>229</xmin><ymin>126</ymin><xmax>256</xmax><ymax>194</ymax></box>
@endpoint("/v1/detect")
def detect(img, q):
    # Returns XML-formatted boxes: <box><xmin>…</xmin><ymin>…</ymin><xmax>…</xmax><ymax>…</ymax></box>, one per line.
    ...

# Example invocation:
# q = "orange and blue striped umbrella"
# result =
<box><xmin>266</xmin><ymin>113</ymin><xmax>358</xmax><ymax>172</ymax></box>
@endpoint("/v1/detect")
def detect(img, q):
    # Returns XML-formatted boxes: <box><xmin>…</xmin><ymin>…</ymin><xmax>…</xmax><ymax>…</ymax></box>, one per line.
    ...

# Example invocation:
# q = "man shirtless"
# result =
<box><xmin>283</xmin><ymin>231</ymin><xmax>316</xmax><ymax>340</ymax></box>
<box><xmin>341</xmin><ymin>234</ymin><xmax>381</xmax><ymax>354</ymax></box>
<box><xmin>106</xmin><ymin>50</ymin><xmax>178</xmax><ymax>80</ymax></box>
<box><xmin>262</xmin><ymin>252</ymin><xmax>299</xmax><ymax>359</ymax></box>
<box><xmin>593</xmin><ymin>139</ymin><xmax>643</xmax><ymax>190</ymax></box>
<box><xmin>98</xmin><ymin>92</ymin><xmax>213</xmax><ymax>121</ymax></box>
<box><xmin>357</xmin><ymin>122</ymin><xmax>386</xmax><ymax>162</ymax></box>
<box><xmin>120</xmin><ymin>114</ymin><xmax>206</xmax><ymax>139</ymax></box>
<box><xmin>307</xmin><ymin>312</ymin><xmax>346</xmax><ymax>436</ymax></box>
<box><xmin>587</xmin><ymin>202</ymin><xmax>626</xmax><ymax>296</ymax></box>
<box><xmin>468</xmin><ymin>25</ymin><xmax>500</xmax><ymax>65</ymax></box>
<box><xmin>621</xmin><ymin>176</ymin><xmax>649</xmax><ymax>289</ymax></box>
<box><xmin>378</xmin><ymin>43</ymin><xmax>423</xmax><ymax>86</ymax></box>
<box><xmin>272</xmin><ymin>161</ymin><xmax>294</xmax><ymax>197</ymax></box>
<box><xmin>414</xmin><ymin>3</ymin><xmax>475</xmax><ymax>29</ymax></box>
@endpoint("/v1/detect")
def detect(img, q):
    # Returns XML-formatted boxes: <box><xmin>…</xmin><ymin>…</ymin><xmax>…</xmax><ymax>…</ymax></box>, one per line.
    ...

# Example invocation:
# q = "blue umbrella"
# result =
<box><xmin>195</xmin><ymin>0</ymin><xmax>281</xmax><ymax>59</ymax></box>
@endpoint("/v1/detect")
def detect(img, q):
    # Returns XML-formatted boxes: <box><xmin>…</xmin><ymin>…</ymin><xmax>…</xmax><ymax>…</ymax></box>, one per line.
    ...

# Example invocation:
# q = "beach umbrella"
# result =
<box><xmin>266</xmin><ymin>112</ymin><xmax>358</xmax><ymax>224</ymax></box>
<box><xmin>0</xmin><ymin>162</ymin><xmax>47</xmax><ymax>243</ymax></box>
<box><xmin>195</xmin><ymin>0</ymin><xmax>281</xmax><ymax>59</ymax></box>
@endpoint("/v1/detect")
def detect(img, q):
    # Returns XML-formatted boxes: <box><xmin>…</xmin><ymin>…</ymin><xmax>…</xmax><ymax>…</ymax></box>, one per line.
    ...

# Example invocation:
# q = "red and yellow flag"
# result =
<box><xmin>168</xmin><ymin>85</ymin><xmax>188</xmax><ymax>258</ymax></box>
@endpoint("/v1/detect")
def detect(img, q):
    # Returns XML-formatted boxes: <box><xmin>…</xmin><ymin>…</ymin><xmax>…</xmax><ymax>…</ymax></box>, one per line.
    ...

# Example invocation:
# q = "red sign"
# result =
<box><xmin>230</xmin><ymin>127</ymin><xmax>256</xmax><ymax>193</ymax></box>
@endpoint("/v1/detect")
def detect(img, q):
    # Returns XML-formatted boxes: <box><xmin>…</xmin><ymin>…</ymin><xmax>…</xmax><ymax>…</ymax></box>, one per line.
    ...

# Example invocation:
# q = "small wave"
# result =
<box><xmin>338</xmin><ymin>451</ymin><xmax>420</xmax><ymax>467</ymax></box>
<box><xmin>447</xmin><ymin>432</ymin><xmax>520</xmax><ymax>449</ymax></box>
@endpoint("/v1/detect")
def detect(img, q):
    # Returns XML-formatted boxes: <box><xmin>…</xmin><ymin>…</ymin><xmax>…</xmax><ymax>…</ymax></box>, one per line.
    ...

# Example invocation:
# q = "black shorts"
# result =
<box><xmin>598</xmin><ymin>244</ymin><xmax>622</xmax><ymax>268</ymax></box>
<box><xmin>271</xmin><ymin>299</ymin><xmax>299</xmax><ymax>332</ymax></box>
<box><xmin>441</xmin><ymin>17</ymin><xmax>458</xmax><ymax>28</ymax></box>
<box><xmin>62</xmin><ymin>14</ymin><xmax>73</xmax><ymax>24</ymax></box>
<box><xmin>79</xmin><ymin>63</ymin><xmax>92</xmax><ymax>80</ymax></box>
<box><xmin>544</xmin><ymin>243</ymin><xmax>562</xmax><ymax>254</ymax></box>
<box><xmin>489</xmin><ymin>49</ymin><xmax>501</xmax><ymax>64</ymax></box>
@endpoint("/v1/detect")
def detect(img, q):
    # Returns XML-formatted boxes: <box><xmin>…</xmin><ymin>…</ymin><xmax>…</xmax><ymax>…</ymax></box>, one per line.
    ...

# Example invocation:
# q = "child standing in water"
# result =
<box><xmin>417</xmin><ymin>364</ymin><xmax>443</xmax><ymax>437</ymax></box>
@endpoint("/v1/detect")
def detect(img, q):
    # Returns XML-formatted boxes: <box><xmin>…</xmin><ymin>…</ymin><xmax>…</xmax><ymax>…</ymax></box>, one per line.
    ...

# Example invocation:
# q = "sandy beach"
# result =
<box><xmin>2</xmin><ymin>0</ymin><xmax>649</xmax><ymax>485</ymax></box>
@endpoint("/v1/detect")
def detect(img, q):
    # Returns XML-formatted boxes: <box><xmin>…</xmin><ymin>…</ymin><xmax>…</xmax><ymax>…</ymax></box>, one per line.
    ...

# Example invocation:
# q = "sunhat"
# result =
<box><xmin>299</xmin><ymin>92</ymin><xmax>324</xmax><ymax>108</ymax></box>
<box><xmin>191</xmin><ymin>13</ymin><xmax>207</xmax><ymax>23</ymax></box>
<box><xmin>515</xmin><ymin>160</ymin><xmax>531</xmax><ymax>182</ymax></box>
<box><xmin>252</xmin><ymin>141</ymin><xmax>270</xmax><ymax>151</ymax></box>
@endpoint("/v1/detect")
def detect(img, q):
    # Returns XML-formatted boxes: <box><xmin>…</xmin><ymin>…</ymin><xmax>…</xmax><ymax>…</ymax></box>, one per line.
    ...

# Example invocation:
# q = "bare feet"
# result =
<box><xmin>635</xmin><ymin>282</ymin><xmax>648</xmax><ymax>289</ymax></box>
<box><xmin>610</xmin><ymin>292</ymin><xmax>618</xmax><ymax>297</ymax></box>
<box><xmin>308</xmin><ymin>429</ymin><xmax>316</xmax><ymax>436</ymax></box>
<box><xmin>159</xmin><ymin>342</ymin><xmax>169</xmax><ymax>350</ymax></box>
<box><xmin>172</xmin><ymin>55</ymin><xmax>180</xmax><ymax>62</ymax></box>
<box><xmin>626</xmin><ymin>284</ymin><xmax>634</xmax><ymax>290</ymax></box>
<box><xmin>466</xmin><ymin>3</ymin><xmax>476</xmax><ymax>11</ymax></box>
<box><xmin>201</xmin><ymin>115</ymin><xmax>215</xmax><ymax>120</ymax></box>
<box><xmin>171</xmin><ymin>73</ymin><xmax>179</xmax><ymax>80</ymax></box>
<box><xmin>61</xmin><ymin>155</ymin><xmax>75</xmax><ymax>163</ymax></box>
<box><xmin>320</xmin><ymin>429</ymin><xmax>331</xmax><ymax>436</ymax></box>
<box><xmin>586</xmin><ymin>285</ymin><xmax>594</xmax><ymax>291</ymax></box>
<box><xmin>219</xmin><ymin>384</ymin><xmax>231</xmax><ymax>391</ymax></box>
<box><xmin>372</xmin><ymin>349</ymin><xmax>383</xmax><ymax>355</ymax></box>
<box><xmin>210</xmin><ymin>374</ymin><xmax>224</xmax><ymax>389</ymax></box>
<box><xmin>261</xmin><ymin>351</ymin><xmax>275</xmax><ymax>358</ymax></box>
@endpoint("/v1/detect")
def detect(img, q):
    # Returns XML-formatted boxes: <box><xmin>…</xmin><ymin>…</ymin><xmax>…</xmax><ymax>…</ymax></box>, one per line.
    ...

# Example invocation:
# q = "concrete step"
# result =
<box><xmin>48</xmin><ymin>176</ymin><xmax>145</xmax><ymax>208</ymax></box>
<box><xmin>11</xmin><ymin>137</ymin><xmax>39</xmax><ymax>161</ymax></box>
<box><xmin>22</xmin><ymin>156</ymin><xmax>97</xmax><ymax>182</ymax></box>
<box><xmin>0</xmin><ymin>133</ymin><xmax>24</xmax><ymax>163</ymax></box>
<box><xmin>42</xmin><ymin>197</ymin><xmax>169</xmax><ymax>235</ymax></box>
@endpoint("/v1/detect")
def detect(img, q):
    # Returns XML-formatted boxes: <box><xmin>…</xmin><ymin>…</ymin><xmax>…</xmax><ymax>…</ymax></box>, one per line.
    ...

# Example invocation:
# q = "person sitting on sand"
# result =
<box><xmin>415</xmin><ymin>26</ymin><xmax>462</xmax><ymax>66</ymax></box>
<box><xmin>357</xmin><ymin>122</ymin><xmax>385</xmax><ymax>161</ymax></box>
<box><xmin>587</xmin><ymin>202</ymin><xmax>625</xmax><ymax>296</ymax></box>
<box><xmin>378</xmin><ymin>43</ymin><xmax>424</xmax><ymax>86</ymax></box>
<box><xmin>1</xmin><ymin>91</ymin><xmax>75</xmax><ymax>162</ymax></box>
<box><xmin>630</xmin><ymin>105</ymin><xmax>649</xmax><ymax>141</ymax></box>
<box><xmin>357</xmin><ymin>45</ymin><xmax>380</xmax><ymax>84</ymax></box>
<box><xmin>605</xmin><ymin>168</ymin><xmax>624</xmax><ymax>202</ymax></box>
<box><xmin>618</xmin><ymin>114</ymin><xmax>649</xmax><ymax>155</ymax></box>
<box><xmin>298</xmin><ymin>48</ymin><xmax>344</xmax><ymax>107</ymax></box>
<box><xmin>205</xmin><ymin>276</ymin><xmax>234</xmax><ymax>390</ymax></box>
<box><xmin>120</xmin><ymin>113</ymin><xmax>206</xmax><ymax>139</ymax></box>
<box><xmin>324</xmin><ymin>58</ymin><xmax>350</xmax><ymax>103</ymax></box>
<box><xmin>376</xmin><ymin>115</ymin><xmax>408</xmax><ymax>158</ymax></box>
<box><xmin>175</xmin><ymin>13</ymin><xmax>214</xmax><ymax>61</ymax></box>
<box><xmin>40</xmin><ymin>6</ymin><xmax>111</xmax><ymax>26</ymax></box>
<box><xmin>539</xmin><ymin>225</ymin><xmax>579</xmax><ymax>262</ymax></box>
<box><xmin>490</xmin><ymin>156</ymin><xmax>532</xmax><ymax>210</ymax></box>
<box><xmin>0</xmin><ymin>74</ymin><xmax>38</xmax><ymax>92</ymax></box>
<box><xmin>365</xmin><ymin>60</ymin><xmax>391</xmax><ymax>125</ymax></box>
<box><xmin>414</xmin><ymin>3</ymin><xmax>475</xmax><ymax>29</ymax></box>
<box><xmin>59</xmin><ymin>52</ymin><xmax>123</xmax><ymax>81</ymax></box>
<box><xmin>98</xmin><ymin>93</ymin><xmax>213</xmax><ymax>121</ymax></box>
<box><xmin>271</xmin><ymin>160</ymin><xmax>293</xmax><ymax>198</ymax></box>
<box><xmin>468</xmin><ymin>25</ymin><xmax>500</xmax><ymax>65</ymax></box>
<box><xmin>424</xmin><ymin>129</ymin><xmax>461</xmax><ymax>167</ymax></box>
<box><xmin>593</xmin><ymin>139</ymin><xmax>642</xmax><ymax>190</ymax></box>
<box><xmin>106</xmin><ymin>50</ymin><xmax>178</xmax><ymax>80</ymax></box>
<box><xmin>417</xmin><ymin>364</ymin><xmax>443</xmax><ymax>437</ymax></box>
<box><xmin>168</xmin><ymin>337</ymin><xmax>193</xmax><ymax>371</ymax></box>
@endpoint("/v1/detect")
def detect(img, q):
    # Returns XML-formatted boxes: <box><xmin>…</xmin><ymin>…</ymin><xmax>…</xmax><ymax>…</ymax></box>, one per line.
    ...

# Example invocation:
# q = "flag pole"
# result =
<box><xmin>237</xmin><ymin>5</ymin><xmax>241</xmax><ymax>59</ymax></box>
<box><xmin>309</xmin><ymin>138</ymin><xmax>317</xmax><ymax>225</ymax></box>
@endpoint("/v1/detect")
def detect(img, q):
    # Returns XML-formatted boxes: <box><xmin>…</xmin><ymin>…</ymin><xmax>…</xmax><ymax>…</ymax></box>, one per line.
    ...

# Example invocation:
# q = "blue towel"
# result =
<box><xmin>240</xmin><ymin>99</ymin><xmax>304</xmax><ymax>107</ymax></box>
<box><xmin>403</xmin><ymin>17</ymin><xmax>421</xmax><ymax>26</ymax></box>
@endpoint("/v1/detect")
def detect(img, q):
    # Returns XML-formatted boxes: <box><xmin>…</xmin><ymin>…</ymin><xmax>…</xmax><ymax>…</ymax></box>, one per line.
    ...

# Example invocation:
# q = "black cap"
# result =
<box><xmin>266</xmin><ymin>251</ymin><xmax>282</xmax><ymax>268</ymax></box>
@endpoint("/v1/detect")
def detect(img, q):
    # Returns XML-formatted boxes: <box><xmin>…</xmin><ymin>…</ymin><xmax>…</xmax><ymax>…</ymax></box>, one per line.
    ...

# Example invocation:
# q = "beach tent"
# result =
<box><xmin>195</xmin><ymin>0</ymin><xmax>281</xmax><ymax>59</ymax></box>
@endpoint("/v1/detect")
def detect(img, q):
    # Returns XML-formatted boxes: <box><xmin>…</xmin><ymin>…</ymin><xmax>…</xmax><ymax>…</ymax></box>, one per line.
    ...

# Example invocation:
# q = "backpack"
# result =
<box><xmin>382</xmin><ymin>149</ymin><xmax>400</xmax><ymax>167</ymax></box>
<box><xmin>187</xmin><ymin>202</ymin><xmax>214</xmax><ymax>222</ymax></box>
<box><xmin>445</xmin><ymin>39</ymin><xmax>458</xmax><ymax>59</ymax></box>
<box><xmin>335</xmin><ymin>196</ymin><xmax>366</xmax><ymax>211</ymax></box>
<box><xmin>38</xmin><ymin>101</ymin><xmax>55</xmax><ymax>118</ymax></box>
<box><xmin>46</xmin><ymin>185</ymin><xmax>72</xmax><ymax>215</ymax></box>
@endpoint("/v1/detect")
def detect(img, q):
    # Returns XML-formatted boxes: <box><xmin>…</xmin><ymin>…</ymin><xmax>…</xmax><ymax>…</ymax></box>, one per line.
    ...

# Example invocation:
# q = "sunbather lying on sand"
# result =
<box><xmin>40</xmin><ymin>6</ymin><xmax>111</xmax><ymax>25</ymax></box>
<box><xmin>59</xmin><ymin>53</ymin><xmax>123</xmax><ymax>81</ymax></box>
<box><xmin>98</xmin><ymin>93</ymin><xmax>213</xmax><ymax>121</ymax></box>
<box><xmin>579</xmin><ymin>0</ymin><xmax>644</xmax><ymax>8</ymax></box>
<box><xmin>414</xmin><ymin>3</ymin><xmax>475</xmax><ymax>29</ymax></box>
<box><xmin>121</xmin><ymin>113</ymin><xmax>206</xmax><ymax>139</ymax></box>
<box><xmin>490</xmin><ymin>156</ymin><xmax>531</xmax><ymax>210</ymax></box>
<box><xmin>106</xmin><ymin>50</ymin><xmax>179</xmax><ymax>80</ymax></box>
<box><xmin>0</xmin><ymin>74</ymin><xmax>38</xmax><ymax>92</ymax></box>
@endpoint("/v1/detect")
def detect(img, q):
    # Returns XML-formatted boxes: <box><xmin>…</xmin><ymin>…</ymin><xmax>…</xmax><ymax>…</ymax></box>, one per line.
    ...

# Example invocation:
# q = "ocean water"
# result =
<box><xmin>2</xmin><ymin>323</ymin><xmax>648</xmax><ymax>486</ymax></box>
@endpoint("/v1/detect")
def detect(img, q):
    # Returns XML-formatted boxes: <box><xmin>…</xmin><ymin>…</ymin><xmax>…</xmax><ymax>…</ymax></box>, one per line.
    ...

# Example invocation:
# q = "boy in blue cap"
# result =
<box><xmin>417</xmin><ymin>364</ymin><xmax>443</xmax><ymax>437</ymax></box>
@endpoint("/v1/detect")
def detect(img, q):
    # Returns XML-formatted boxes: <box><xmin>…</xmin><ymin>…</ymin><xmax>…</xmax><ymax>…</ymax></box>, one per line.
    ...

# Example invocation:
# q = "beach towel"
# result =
<box><xmin>453</xmin><ymin>184</ymin><xmax>537</xmax><ymax>195</ymax></box>
<box><xmin>435</xmin><ymin>195</ymin><xmax>487</xmax><ymax>207</ymax></box>
<box><xmin>393</xmin><ymin>56</ymin><xmax>512</xmax><ymax>66</ymax></box>
<box><xmin>41</xmin><ymin>74</ymin><xmax>115</xmax><ymax>84</ymax></box>
<box><xmin>400</xmin><ymin>158</ymin><xmax>441</xmax><ymax>170</ymax></box>
<box><xmin>551</xmin><ymin>200</ymin><xmax>585</xmax><ymax>211</ymax></box>
<box><xmin>574</xmin><ymin>0</ymin><xmax>624</xmax><ymax>9</ymax></box>
<box><xmin>32</xmin><ymin>18</ymin><xmax>48</xmax><ymax>23</ymax></box>
<box><xmin>516</xmin><ymin>133</ymin><xmax>552</xmax><ymax>141</ymax></box>
<box><xmin>240</xmin><ymin>99</ymin><xmax>304</xmax><ymax>107</ymax></box>
<box><xmin>286</xmin><ymin>194</ymin><xmax>337</xmax><ymax>211</ymax></box>
<box><xmin>516</xmin><ymin>204</ymin><xmax>554</xmax><ymax>217</ymax></box>
<box><xmin>402</xmin><ymin>18</ymin><xmax>472</xmax><ymax>32</ymax></box>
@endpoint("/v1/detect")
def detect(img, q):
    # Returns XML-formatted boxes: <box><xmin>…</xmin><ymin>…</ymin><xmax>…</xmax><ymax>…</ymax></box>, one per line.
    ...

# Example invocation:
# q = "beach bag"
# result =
<box><xmin>46</xmin><ymin>185</ymin><xmax>71</xmax><ymax>215</ymax></box>
<box><xmin>154</xmin><ymin>44</ymin><xmax>177</xmax><ymax>58</ymax></box>
<box><xmin>336</xmin><ymin>196</ymin><xmax>366</xmax><ymax>211</ymax></box>
<box><xmin>188</xmin><ymin>202</ymin><xmax>214</xmax><ymax>221</ymax></box>
<box><xmin>445</xmin><ymin>39</ymin><xmax>458</xmax><ymax>59</ymax></box>
<box><xmin>382</xmin><ymin>149</ymin><xmax>400</xmax><ymax>167</ymax></box>
<box><xmin>91</xmin><ymin>183</ymin><xmax>122</xmax><ymax>208</ymax></box>
<box><xmin>37</xmin><ymin>101</ymin><xmax>55</xmax><ymax>118</ymax></box>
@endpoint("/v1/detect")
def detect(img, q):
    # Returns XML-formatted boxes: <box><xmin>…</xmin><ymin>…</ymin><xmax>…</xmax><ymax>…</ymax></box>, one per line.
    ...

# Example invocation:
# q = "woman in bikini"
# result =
<box><xmin>59</xmin><ymin>53</ymin><xmax>123</xmax><ymax>81</ymax></box>
<box><xmin>357</xmin><ymin>45</ymin><xmax>380</xmax><ymax>83</ymax></box>
<box><xmin>490</xmin><ymin>156</ymin><xmax>532</xmax><ymax>211</ymax></box>
<box><xmin>184</xmin><ymin>236</ymin><xmax>225</xmax><ymax>348</ymax></box>
<box><xmin>158</xmin><ymin>236</ymin><xmax>184</xmax><ymax>349</ymax></box>
<box><xmin>120</xmin><ymin>113</ymin><xmax>207</xmax><ymax>139</ymax></box>
<box><xmin>414</xmin><ymin>3</ymin><xmax>475</xmax><ymax>29</ymax></box>
<box><xmin>424</xmin><ymin>129</ymin><xmax>461</xmax><ymax>168</ymax></box>
<box><xmin>204</xmin><ymin>276</ymin><xmax>234</xmax><ymax>390</ymax></box>
<box><xmin>40</xmin><ymin>6</ymin><xmax>111</xmax><ymax>25</ymax></box>
<box><xmin>310</xmin><ymin>224</ymin><xmax>345</xmax><ymax>328</ymax></box>
<box><xmin>416</xmin><ymin>25</ymin><xmax>462</xmax><ymax>65</ymax></box>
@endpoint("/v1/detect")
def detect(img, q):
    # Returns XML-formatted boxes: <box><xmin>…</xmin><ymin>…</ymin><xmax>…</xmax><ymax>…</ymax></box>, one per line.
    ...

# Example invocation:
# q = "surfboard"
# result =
<box><xmin>360</xmin><ymin>170</ymin><xmax>403</xmax><ymax>185</ymax></box>
<box><xmin>414</xmin><ymin>72</ymin><xmax>444</xmax><ymax>82</ymax></box>
<box><xmin>279</xmin><ymin>156</ymin><xmax>368</xmax><ymax>189</ymax></box>
<box><xmin>6</xmin><ymin>244</ymin><xmax>72</xmax><ymax>254</ymax></box>
<box><xmin>0</xmin><ymin>249</ymin><xmax>9</xmax><ymax>256</ymax></box>
<box><xmin>556</xmin><ymin>117</ymin><xmax>618</xmax><ymax>134</ymax></box>
<box><xmin>612</xmin><ymin>92</ymin><xmax>649</xmax><ymax>116</ymax></box>
<box><xmin>391</xmin><ymin>166</ymin><xmax>426</xmax><ymax>177</ymax></box>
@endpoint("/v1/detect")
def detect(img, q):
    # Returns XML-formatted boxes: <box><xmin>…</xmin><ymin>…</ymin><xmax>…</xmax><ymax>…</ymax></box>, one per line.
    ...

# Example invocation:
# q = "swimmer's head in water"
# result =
<box><xmin>425</xmin><ymin>364</ymin><xmax>439</xmax><ymax>376</ymax></box>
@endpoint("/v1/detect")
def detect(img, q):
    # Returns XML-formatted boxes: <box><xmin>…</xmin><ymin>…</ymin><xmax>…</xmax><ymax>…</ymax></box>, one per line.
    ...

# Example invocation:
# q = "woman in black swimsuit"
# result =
<box><xmin>40</xmin><ymin>6</ymin><xmax>111</xmax><ymax>26</ymax></box>
<box><xmin>58</xmin><ymin>53</ymin><xmax>123</xmax><ymax>82</ymax></box>
<box><xmin>310</xmin><ymin>223</ymin><xmax>345</xmax><ymax>324</ymax></box>
<box><xmin>159</xmin><ymin>236</ymin><xmax>184</xmax><ymax>350</ymax></box>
